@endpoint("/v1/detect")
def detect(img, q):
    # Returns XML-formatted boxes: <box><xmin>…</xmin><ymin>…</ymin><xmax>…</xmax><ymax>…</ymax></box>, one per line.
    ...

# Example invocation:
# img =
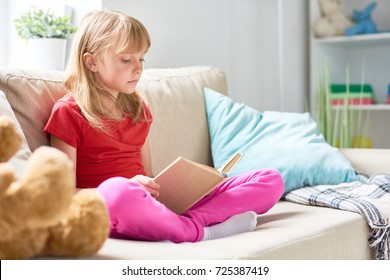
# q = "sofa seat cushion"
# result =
<box><xmin>93</xmin><ymin>201</ymin><xmax>373</xmax><ymax>259</ymax></box>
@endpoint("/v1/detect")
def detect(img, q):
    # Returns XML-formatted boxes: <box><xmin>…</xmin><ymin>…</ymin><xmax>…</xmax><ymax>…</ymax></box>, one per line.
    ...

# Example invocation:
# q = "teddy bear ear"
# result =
<box><xmin>0</xmin><ymin>115</ymin><xmax>22</xmax><ymax>162</ymax></box>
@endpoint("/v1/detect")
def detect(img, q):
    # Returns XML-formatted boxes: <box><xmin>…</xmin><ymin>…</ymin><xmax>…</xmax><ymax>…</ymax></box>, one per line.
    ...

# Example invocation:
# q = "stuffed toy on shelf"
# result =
<box><xmin>345</xmin><ymin>2</ymin><xmax>378</xmax><ymax>36</ymax></box>
<box><xmin>0</xmin><ymin>115</ymin><xmax>110</xmax><ymax>260</ymax></box>
<box><xmin>314</xmin><ymin>0</ymin><xmax>353</xmax><ymax>38</ymax></box>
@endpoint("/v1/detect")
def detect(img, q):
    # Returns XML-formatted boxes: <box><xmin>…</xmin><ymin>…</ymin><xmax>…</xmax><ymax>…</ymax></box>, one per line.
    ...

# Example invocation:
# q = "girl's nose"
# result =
<box><xmin>133</xmin><ymin>59</ymin><xmax>143</xmax><ymax>73</ymax></box>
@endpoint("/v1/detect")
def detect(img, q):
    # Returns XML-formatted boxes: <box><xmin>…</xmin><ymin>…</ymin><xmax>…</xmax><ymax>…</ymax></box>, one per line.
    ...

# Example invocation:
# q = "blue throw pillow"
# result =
<box><xmin>204</xmin><ymin>87</ymin><xmax>366</xmax><ymax>195</ymax></box>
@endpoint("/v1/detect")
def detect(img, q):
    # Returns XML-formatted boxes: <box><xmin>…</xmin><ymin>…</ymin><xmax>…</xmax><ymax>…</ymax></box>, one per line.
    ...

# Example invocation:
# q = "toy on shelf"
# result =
<box><xmin>387</xmin><ymin>84</ymin><xmax>390</xmax><ymax>104</ymax></box>
<box><xmin>314</xmin><ymin>0</ymin><xmax>353</xmax><ymax>38</ymax></box>
<box><xmin>345</xmin><ymin>2</ymin><xmax>378</xmax><ymax>36</ymax></box>
<box><xmin>330</xmin><ymin>84</ymin><xmax>375</xmax><ymax>106</ymax></box>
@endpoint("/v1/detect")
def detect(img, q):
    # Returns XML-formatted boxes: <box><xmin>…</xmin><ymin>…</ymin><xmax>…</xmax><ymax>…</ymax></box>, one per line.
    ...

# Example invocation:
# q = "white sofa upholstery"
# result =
<box><xmin>1</xmin><ymin>66</ymin><xmax>389</xmax><ymax>259</ymax></box>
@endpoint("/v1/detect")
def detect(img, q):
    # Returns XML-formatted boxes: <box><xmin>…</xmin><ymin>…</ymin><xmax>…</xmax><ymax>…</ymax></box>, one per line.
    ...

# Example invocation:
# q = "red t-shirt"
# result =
<box><xmin>44</xmin><ymin>95</ymin><xmax>152</xmax><ymax>188</ymax></box>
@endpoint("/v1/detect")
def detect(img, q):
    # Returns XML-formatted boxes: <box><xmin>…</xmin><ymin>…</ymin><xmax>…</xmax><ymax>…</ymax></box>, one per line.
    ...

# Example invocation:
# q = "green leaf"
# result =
<box><xmin>14</xmin><ymin>7</ymin><xmax>77</xmax><ymax>39</ymax></box>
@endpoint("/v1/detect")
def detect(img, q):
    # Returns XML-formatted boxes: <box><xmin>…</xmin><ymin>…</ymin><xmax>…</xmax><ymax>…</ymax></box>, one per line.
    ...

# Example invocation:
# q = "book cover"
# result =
<box><xmin>154</xmin><ymin>152</ymin><xmax>243</xmax><ymax>214</ymax></box>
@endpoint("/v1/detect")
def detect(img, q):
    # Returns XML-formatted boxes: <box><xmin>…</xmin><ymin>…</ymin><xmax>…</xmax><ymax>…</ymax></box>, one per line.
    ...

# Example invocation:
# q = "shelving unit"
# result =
<box><xmin>313</xmin><ymin>32</ymin><xmax>390</xmax><ymax>45</ymax></box>
<box><xmin>332</xmin><ymin>104</ymin><xmax>390</xmax><ymax>111</ymax></box>
<box><xmin>309</xmin><ymin>0</ymin><xmax>390</xmax><ymax>148</ymax></box>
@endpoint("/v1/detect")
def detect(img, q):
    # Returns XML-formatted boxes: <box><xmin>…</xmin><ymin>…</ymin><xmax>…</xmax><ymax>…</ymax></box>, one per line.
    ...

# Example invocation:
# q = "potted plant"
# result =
<box><xmin>14</xmin><ymin>7</ymin><xmax>77</xmax><ymax>70</ymax></box>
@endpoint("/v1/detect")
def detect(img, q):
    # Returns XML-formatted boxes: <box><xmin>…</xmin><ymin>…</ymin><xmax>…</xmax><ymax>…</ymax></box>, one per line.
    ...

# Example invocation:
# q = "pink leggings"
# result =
<box><xmin>96</xmin><ymin>168</ymin><xmax>284</xmax><ymax>243</ymax></box>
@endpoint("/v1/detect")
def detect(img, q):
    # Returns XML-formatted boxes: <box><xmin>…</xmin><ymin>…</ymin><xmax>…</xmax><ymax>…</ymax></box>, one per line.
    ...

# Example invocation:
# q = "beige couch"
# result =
<box><xmin>1</xmin><ymin>66</ymin><xmax>389</xmax><ymax>260</ymax></box>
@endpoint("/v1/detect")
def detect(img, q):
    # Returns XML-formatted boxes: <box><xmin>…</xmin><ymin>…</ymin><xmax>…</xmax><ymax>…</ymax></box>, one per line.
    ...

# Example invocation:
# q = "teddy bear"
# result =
<box><xmin>344</xmin><ymin>2</ymin><xmax>377</xmax><ymax>36</ymax></box>
<box><xmin>0</xmin><ymin>115</ymin><xmax>110</xmax><ymax>259</ymax></box>
<box><xmin>314</xmin><ymin>0</ymin><xmax>354</xmax><ymax>38</ymax></box>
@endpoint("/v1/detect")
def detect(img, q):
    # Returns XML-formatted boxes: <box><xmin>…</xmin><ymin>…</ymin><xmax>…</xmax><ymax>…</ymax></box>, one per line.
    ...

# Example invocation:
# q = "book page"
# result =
<box><xmin>217</xmin><ymin>152</ymin><xmax>243</xmax><ymax>176</ymax></box>
<box><xmin>154</xmin><ymin>157</ymin><xmax>223</xmax><ymax>214</ymax></box>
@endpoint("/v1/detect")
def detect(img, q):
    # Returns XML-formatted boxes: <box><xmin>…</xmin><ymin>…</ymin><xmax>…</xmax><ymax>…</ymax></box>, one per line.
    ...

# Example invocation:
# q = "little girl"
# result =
<box><xmin>44</xmin><ymin>10</ymin><xmax>284</xmax><ymax>243</ymax></box>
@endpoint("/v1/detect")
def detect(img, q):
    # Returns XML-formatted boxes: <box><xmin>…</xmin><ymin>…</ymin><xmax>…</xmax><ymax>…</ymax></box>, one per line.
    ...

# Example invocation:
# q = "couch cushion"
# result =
<box><xmin>0</xmin><ymin>69</ymin><xmax>66</xmax><ymax>151</ymax></box>
<box><xmin>340</xmin><ymin>148</ymin><xmax>390</xmax><ymax>176</ymax></box>
<box><xmin>194</xmin><ymin>201</ymin><xmax>373</xmax><ymax>259</ymax></box>
<box><xmin>93</xmin><ymin>201</ymin><xmax>373</xmax><ymax>259</ymax></box>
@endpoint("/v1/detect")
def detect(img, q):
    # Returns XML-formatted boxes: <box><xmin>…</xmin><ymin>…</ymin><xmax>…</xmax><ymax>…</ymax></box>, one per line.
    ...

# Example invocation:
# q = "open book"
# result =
<box><xmin>154</xmin><ymin>152</ymin><xmax>243</xmax><ymax>214</ymax></box>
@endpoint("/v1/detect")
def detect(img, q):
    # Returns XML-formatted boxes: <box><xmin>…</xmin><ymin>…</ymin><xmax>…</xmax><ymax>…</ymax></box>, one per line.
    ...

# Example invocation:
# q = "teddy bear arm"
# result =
<box><xmin>0</xmin><ymin>169</ymin><xmax>21</xmax><ymax>240</ymax></box>
<box><xmin>0</xmin><ymin>163</ymin><xmax>17</xmax><ymax>194</ymax></box>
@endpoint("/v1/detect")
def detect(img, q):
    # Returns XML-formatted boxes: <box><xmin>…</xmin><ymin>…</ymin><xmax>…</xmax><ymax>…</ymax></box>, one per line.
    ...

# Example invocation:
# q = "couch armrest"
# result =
<box><xmin>340</xmin><ymin>148</ymin><xmax>390</xmax><ymax>176</ymax></box>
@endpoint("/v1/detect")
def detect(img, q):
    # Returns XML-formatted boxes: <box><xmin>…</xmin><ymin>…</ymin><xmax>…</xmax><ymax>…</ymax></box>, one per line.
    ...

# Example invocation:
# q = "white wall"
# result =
<box><xmin>0</xmin><ymin>0</ymin><xmax>9</xmax><ymax>68</ymax></box>
<box><xmin>102</xmin><ymin>0</ymin><xmax>309</xmax><ymax>113</ymax></box>
<box><xmin>281</xmin><ymin>1</ymin><xmax>309</xmax><ymax>112</ymax></box>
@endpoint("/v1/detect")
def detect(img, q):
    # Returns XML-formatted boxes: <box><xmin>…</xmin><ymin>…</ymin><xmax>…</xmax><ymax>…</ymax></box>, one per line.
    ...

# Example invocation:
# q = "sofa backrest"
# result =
<box><xmin>0</xmin><ymin>66</ymin><xmax>227</xmax><ymax>176</ymax></box>
<box><xmin>0</xmin><ymin>69</ymin><xmax>66</xmax><ymax>152</ymax></box>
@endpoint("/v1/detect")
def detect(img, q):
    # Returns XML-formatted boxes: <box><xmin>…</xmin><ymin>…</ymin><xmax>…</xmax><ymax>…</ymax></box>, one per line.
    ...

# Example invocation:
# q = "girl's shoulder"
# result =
<box><xmin>56</xmin><ymin>93</ymin><xmax>76</xmax><ymax>104</ymax></box>
<box><xmin>53</xmin><ymin>94</ymin><xmax>80</xmax><ymax>112</ymax></box>
<box><xmin>51</xmin><ymin>94</ymin><xmax>85</xmax><ymax>122</ymax></box>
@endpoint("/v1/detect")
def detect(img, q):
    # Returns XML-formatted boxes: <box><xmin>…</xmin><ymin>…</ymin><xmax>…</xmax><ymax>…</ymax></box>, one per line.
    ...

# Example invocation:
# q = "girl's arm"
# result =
<box><xmin>50</xmin><ymin>135</ymin><xmax>79</xmax><ymax>191</ymax></box>
<box><xmin>141</xmin><ymin>139</ymin><xmax>153</xmax><ymax>177</ymax></box>
<box><xmin>135</xmin><ymin>139</ymin><xmax>160</xmax><ymax>198</ymax></box>
<box><xmin>50</xmin><ymin>135</ymin><xmax>77</xmax><ymax>168</ymax></box>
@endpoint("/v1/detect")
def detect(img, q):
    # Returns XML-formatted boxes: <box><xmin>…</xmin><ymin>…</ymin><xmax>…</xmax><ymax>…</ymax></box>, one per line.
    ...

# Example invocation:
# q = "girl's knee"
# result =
<box><xmin>96</xmin><ymin>177</ymin><xmax>149</xmax><ymax>215</ymax></box>
<box><xmin>96</xmin><ymin>177</ymin><xmax>154</xmax><ymax>239</ymax></box>
<box><xmin>264</xmin><ymin>168</ymin><xmax>284</xmax><ymax>195</ymax></box>
<box><xmin>251</xmin><ymin>168</ymin><xmax>285</xmax><ymax>200</ymax></box>
<box><xmin>262</xmin><ymin>167</ymin><xmax>283</xmax><ymax>183</ymax></box>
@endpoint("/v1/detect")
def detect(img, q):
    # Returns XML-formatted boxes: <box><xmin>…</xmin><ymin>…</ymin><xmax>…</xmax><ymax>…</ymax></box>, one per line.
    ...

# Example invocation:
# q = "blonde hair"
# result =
<box><xmin>65</xmin><ymin>10</ymin><xmax>151</xmax><ymax>133</ymax></box>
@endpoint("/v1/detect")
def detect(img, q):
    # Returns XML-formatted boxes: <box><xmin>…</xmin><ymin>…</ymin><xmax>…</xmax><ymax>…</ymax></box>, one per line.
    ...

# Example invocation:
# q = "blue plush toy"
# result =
<box><xmin>345</xmin><ymin>2</ymin><xmax>377</xmax><ymax>36</ymax></box>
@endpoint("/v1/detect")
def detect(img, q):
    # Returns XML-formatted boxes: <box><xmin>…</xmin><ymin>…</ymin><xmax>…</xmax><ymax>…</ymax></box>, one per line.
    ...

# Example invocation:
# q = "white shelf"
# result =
<box><xmin>313</xmin><ymin>32</ymin><xmax>390</xmax><ymax>47</ymax></box>
<box><xmin>310</xmin><ymin>0</ymin><xmax>390</xmax><ymax>148</ymax></box>
<box><xmin>332</xmin><ymin>104</ymin><xmax>390</xmax><ymax>111</ymax></box>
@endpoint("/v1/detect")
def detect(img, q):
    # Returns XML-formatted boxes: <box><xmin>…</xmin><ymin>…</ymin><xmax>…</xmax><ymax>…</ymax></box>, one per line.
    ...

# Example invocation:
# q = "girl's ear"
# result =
<box><xmin>83</xmin><ymin>53</ymin><xmax>98</xmax><ymax>72</ymax></box>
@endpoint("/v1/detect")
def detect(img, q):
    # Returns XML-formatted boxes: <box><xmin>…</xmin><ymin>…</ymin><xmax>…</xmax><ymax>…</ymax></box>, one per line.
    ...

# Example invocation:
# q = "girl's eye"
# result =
<box><xmin>121</xmin><ymin>58</ymin><xmax>145</xmax><ymax>63</ymax></box>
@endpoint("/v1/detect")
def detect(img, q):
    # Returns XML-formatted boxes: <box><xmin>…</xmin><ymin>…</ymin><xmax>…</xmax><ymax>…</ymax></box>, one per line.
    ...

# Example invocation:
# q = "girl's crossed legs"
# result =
<box><xmin>97</xmin><ymin>168</ymin><xmax>284</xmax><ymax>243</ymax></box>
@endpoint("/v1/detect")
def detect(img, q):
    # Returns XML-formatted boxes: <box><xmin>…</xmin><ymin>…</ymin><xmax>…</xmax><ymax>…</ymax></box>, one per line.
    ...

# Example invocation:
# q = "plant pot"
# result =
<box><xmin>26</xmin><ymin>38</ymin><xmax>67</xmax><ymax>71</ymax></box>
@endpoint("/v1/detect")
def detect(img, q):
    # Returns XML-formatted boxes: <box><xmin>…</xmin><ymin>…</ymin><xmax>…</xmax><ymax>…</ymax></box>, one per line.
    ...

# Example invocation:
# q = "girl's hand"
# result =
<box><xmin>130</xmin><ymin>175</ymin><xmax>160</xmax><ymax>198</ymax></box>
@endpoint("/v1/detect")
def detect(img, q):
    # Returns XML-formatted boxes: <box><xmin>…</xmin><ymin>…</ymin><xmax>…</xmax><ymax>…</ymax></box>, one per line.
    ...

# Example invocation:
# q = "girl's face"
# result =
<box><xmin>93</xmin><ymin>49</ymin><xmax>146</xmax><ymax>98</ymax></box>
